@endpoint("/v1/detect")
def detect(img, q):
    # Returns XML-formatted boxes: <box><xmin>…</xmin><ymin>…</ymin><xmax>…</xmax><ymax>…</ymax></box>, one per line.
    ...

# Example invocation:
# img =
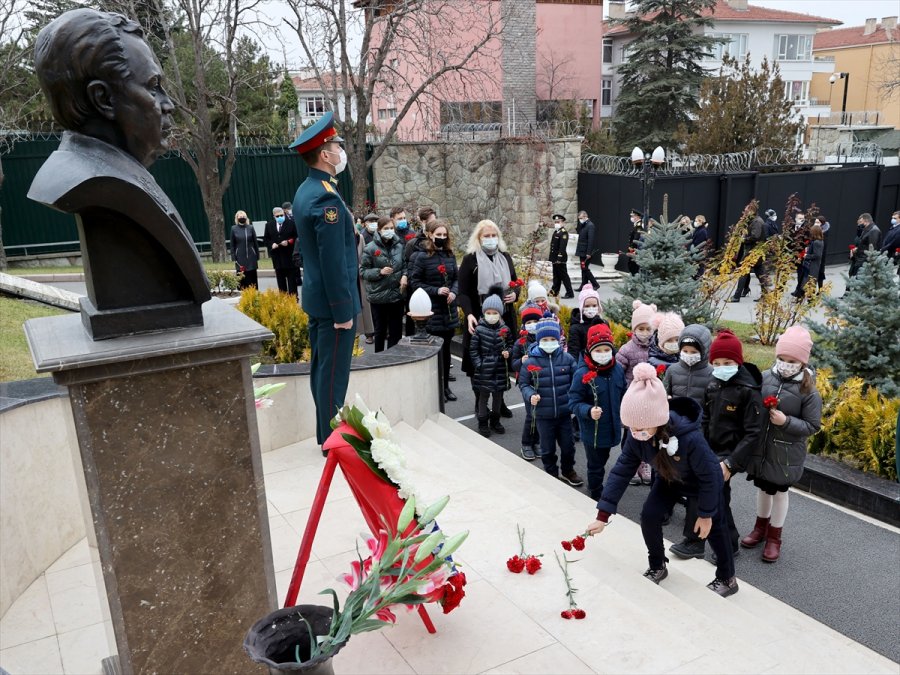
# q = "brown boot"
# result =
<box><xmin>740</xmin><ymin>517</ymin><xmax>770</xmax><ymax>549</ymax></box>
<box><xmin>762</xmin><ymin>526</ymin><xmax>782</xmax><ymax>562</ymax></box>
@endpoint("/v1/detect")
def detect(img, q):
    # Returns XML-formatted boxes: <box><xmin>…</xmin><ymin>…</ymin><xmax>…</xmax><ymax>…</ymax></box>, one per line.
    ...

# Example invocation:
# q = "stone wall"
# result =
<box><xmin>372</xmin><ymin>138</ymin><xmax>580</xmax><ymax>248</ymax></box>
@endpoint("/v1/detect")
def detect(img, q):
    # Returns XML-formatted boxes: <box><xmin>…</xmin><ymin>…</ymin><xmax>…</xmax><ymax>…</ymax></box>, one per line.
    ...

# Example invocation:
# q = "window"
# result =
<box><xmin>439</xmin><ymin>101</ymin><xmax>502</xmax><ymax>125</ymax></box>
<box><xmin>602</xmin><ymin>38</ymin><xmax>613</xmax><ymax>63</ymax></box>
<box><xmin>601</xmin><ymin>78</ymin><xmax>612</xmax><ymax>106</ymax></box>
<box><xmin>775</xmin><ymin>34</ymin><xmax>812</xmax><ymax>61</ymax></box>
<box><xmin>710</xmin><ymin>33</ymin><xmax>748</xmax><ymax>60</ymax></box>
<box><xmin>377</xmin><ymin>108</ymin><xmax>397</xmax><ymax>121</ymax></box>
<box><xmin>302</xmin><ymin>96</ymin><xmax>326</xmax><ymax>118</ymax></box>
<box><xmin>783</xmin><ymin>80</ymin><xmax>809</xmax><ymax>103</ymax></box>
<box><xmin>583</xmin><ymin>99</ymin><xmax>594</xmax><ymax>117</ymax></box>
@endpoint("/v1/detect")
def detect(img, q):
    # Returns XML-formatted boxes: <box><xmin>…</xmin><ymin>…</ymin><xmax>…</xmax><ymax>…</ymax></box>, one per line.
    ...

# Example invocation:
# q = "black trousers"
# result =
<box><xmin>551</xmin><ymin>262</ymin><xmax>573</xmax><ymax>295</ymax></box>
<box><xmin>579</xmin><ymin>257</ymin><xmax>598</xmax><ymax>289</ymax></box>
<box><xmin>733</xmin><ymin>259</ymin><xmax>769</xmax><ymax>299</ymax></box>
<box><xmin>476</xmin><ymin>390</ymin><xmax>503</xmax><ymax>421</ymax></box>
<box><xmin>275</xmin><ymin>267</ymin><xmax>298</xmax><ymax>296</ymax></box>
<box><xmin>371</xmin><ymin>302</ymin><xmax>404</xmax><ymax>353</ymax></box>
<box><xmin>430</xmin><ymin>330</ymin><xmax>453</xmax><ymax>384</ymax></box>
<box><xmin>642</xmin><ymin>480</ymin><xmax>735</xmax><ymax>580</ymax></box>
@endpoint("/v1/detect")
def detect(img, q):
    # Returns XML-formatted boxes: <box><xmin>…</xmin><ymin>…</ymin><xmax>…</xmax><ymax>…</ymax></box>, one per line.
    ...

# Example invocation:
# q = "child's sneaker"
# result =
<box><xmin>707</xmin><ymin>576</ymin><xmax>739</xmax><ymax>597</ymax></box>
<box><xmin>477</xmin><ymin>419</ymin><xmax>491</xmax><ymax>438</ymax></box>
<box><xmin>520</xmin><ymin>445</ymin><xmax>537</xmax><ymax>461</ymax></box>
<box><xmin>490</xmin><ymin>417</ymin><xmax>505</xmax><ymax>434</ymax></box>
<box><xmin>642</xmin><ymin>564</ymin><xmax>668</xmax><ymax>585</ymax></box>
<box><xmin>669</xmin><ymin>538</ymin><xmax>706</xmax><ymax>559</ymax></box>
<box><xmin>638</xmin><ymin>461</ymin><xmax>653</xmax><ymax>485</ymax></box>
<box><xmin>560</xmin><ymin>471</ymin><xmax>584</xmax><ymax>487</ymax></box>
<box><xmin>629</xmin><ymin>472</ymin><xmax>642</xmax><ymax>486</ymax></box>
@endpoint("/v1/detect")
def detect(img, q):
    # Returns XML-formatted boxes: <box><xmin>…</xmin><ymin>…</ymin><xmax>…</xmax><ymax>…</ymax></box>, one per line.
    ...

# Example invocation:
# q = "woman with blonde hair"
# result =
<box><xmin>230</xmin><ymin>209</ymin><xmax>259</xmax><ymax>289</ymax></box>
<box><xmin>458</xmin><ymin>219</ymin><xmax>521</xmax><ymax>415</ymax></box>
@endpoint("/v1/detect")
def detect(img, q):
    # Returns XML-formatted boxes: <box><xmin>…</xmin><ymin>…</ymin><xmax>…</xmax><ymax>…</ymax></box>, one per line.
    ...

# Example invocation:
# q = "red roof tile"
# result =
<box><xmin>604</xmin><ymin>0</ymin><xmax>840</xmax><ymax>37</ymax></box>
<box><xmin>814</xmin><ymin>23</ymin><xmax>899</xmax><ymax>50</ymax></box>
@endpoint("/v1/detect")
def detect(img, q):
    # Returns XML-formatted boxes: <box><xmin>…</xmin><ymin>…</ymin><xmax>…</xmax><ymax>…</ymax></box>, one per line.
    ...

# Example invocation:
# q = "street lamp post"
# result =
<box><xmin>829</xmin><ymin>72</ymin><xmax>849</xmax><ymax>125</ymax></box>
<box><xmin>630</xmin><ymin>146</ymin><xmax>666</xmax><ymax>228</ymax></box>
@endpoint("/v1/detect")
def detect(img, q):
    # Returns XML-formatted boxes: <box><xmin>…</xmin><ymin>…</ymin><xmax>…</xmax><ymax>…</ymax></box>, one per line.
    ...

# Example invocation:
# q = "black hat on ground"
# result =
<box><xmin>552</xmin><ymin>213</ymin><xmax>566</xmax><ymax>221</ymax></box>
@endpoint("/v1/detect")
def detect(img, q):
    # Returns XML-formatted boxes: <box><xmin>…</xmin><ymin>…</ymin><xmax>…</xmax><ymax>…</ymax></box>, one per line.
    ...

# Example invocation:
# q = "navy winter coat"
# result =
<box><xmin>518</xmin><ymin>343</ymin><xmax>576</xmax><ymax>419</ymax></box>
<box><xmin>597</xmin><ymin>397</ymin><xmax>724</xmax><ymax>518</ymax></box>
<box><xmin>567</xmin><ymin>310</ymin><xmax>609</xmax><ymax>363</ymax></box>
<box><xmin>702</xmin><ymin>363</ymin><xmax>764</xmax><ymax>471</ymax></box>
<box><xmin>469</xmin><ymin>319</ymin><xmax>513</xmax><ymax>392</ymax></box>
<box><xmin>569</xmin><ymin>358</ymin><xmax>626</xmax><ymax>448</ymax></box>
<box><xmin>409</xmin><ymin>249</ymin><xmax>460</xmax><ymax>334</ymax></box>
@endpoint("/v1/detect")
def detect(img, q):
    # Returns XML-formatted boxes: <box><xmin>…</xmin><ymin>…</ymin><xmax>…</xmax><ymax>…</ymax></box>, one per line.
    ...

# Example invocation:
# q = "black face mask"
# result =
<box><xmin>238</xmin><ymin>217</ymin><xmax>247</xmax><ymax>224</ymax></box>
<box><xmin>433</xmin><ymin>238</ymin><xmax>447</xmax><ymax>248</ymax></box>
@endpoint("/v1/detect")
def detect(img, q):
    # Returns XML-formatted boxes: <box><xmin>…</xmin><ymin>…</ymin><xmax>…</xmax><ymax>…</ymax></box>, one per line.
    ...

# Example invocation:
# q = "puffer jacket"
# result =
<box><xmin>750</xmin><ymin>367</ymin><xmax>822</xmax><ymax>487</ymax></box>
<box><xmin>360</xmin><ymin>233</ymin><xmax>406</xmax><ymax>305</ymax></box>
<box><xmin>702</xmin><ymin>363</ymin><xmax>764</xmax><ymax>472</ymax></box>
<box><xmin>648</xmin><ymin>333</ymin><xmax>679</xmax><ymax>371</ymax></box>
<box><xmin>469</xmin><ymin>319</ymin><xmax>513</xmax><ymax>392</ymax></box>
<box><xmin>409</xmin><ymin>249</ymin><xmax>460</xmax><ymax>334</ymax></box>
<box><xmin>404</xmin><ymin>231</ymin><xmax>428</xmax><ymax>262</ymax></box>
<box><xmin>510</xmin><ymin>331</ymin><xmax>536</xmax><ymax>381</ymax></box>
<box><xmin>616</xmin><ymin>336</ymin><xmax>651</xmax><ymax>385</ymax></box>
<box><xmin>567</xmin><ymin>311</ymin><xmax>609</xmax><ymax>363</ymax></box>
<box><xmin>518</xmin><ymin>343</ymin><xmax>577</xmax><ymax>419</ymax></box>
<box><xmin>569</xmin><ymin>356</ymin><xmax>626</xmax><ymax>448</ymax></box>
<box><xmin>597</xmin><ymin>397</ymin><xmax>723</xmax><ymax>517</ymax></box>
<box><xmin>663</xmin><ymin>324</ymin><xmax>714</xmax><ymax>405</ymax></box>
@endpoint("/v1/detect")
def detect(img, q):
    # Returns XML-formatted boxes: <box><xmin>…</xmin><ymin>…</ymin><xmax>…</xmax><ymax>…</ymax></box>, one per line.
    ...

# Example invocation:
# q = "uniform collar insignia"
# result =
<box><xmin>330</xmin><ymin>176</ymin><xmax>338</xmax><ymax>185</ymax></box>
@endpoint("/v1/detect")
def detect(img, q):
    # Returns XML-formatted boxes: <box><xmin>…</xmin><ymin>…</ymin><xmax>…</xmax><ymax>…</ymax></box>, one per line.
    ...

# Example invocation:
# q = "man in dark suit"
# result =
<box><xmin>264</xmin><ymin>204</ymin><xmax>299</xmax><ymax>296</ymax></box>
<box><xmin>282</xmin><ymin>201</ymin><xmax>303</xmax><ymax>288</ymax></box>
<box><xmin>549</xmin><ymin>213</ymin><xmax>574</xmax><ymax>298</ymax></box>
<box><xmin>290</xmin><ymin>112</ymin><xmax>361</xmax><ymax>447</ymax></box>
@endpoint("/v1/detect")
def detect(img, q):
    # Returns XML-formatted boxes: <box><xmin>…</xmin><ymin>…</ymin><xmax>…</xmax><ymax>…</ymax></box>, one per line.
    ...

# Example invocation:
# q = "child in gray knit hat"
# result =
<box><xmin>469</xmin><ymin>292</ymin><xmax>513</xmax><ymax>437</ymax></box>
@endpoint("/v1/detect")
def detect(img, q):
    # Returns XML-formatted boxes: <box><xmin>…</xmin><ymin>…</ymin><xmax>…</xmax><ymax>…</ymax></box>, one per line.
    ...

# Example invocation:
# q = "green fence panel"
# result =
<box><xmin>0</xmin><ymin>138</ymin><xmax>373</xmax><ymax>256</ymax></box>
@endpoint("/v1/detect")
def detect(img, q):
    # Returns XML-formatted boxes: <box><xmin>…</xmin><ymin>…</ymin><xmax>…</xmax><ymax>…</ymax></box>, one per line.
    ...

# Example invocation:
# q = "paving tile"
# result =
<box><xmin>46</xmin><ymin>540</ymin><xmax>93</xmax><ymax>575</ymax></box>
<box><xmin>0</xmin><ymin>576</ymin><xmax>56</xmax><ymax>649</ymax></box>
<box><xmin>45</xmin><ymin>563</ymin><xmax>105</xmax><ymax>635</ymax></box>
<box><xmin>482</xmin><ymin>643</ymin><xmax>594</xmax><ymax>675</ymax></box>
<box><xmin>0</xmin><ymin>635</ymin><xmax>64</xmax><ymax>675</ymax></box>
<box><xmin>56</xmin><ymin>622</ymin><xmax>110</xmax><ymax>675</ymax></box>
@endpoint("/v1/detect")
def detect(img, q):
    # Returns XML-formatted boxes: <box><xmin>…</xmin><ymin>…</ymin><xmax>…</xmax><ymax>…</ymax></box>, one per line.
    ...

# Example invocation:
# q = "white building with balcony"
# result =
<box><xmin>601</xmin><ymin>0</ymin><xmax>840</xmax><ymax>122</ymax></box>
<box><xmin>288</xmin><ymin>71</ymin><xmax>369</xmax><ymax>135</ymax></box>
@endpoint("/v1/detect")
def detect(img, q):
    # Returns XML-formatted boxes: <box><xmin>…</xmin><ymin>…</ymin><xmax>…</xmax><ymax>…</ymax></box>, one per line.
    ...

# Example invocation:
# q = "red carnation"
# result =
<box><xmin>518</xmin><ymin>279</ymin><xmax>526</xmax><ymax>287</ymax></box>
<box><xmin>499</xmin><ymin>327</ymin><xmax>510</xmax><ymax>339</ymax></box>
<box><xmin>439</xmin><ymin>573</ymin><xmax>467</xmax><ymax>614</ymax></box>
<box><xmin>656</xmin><ymin>364</ymin><xmax>667</xmax><ymax>378</ymax></box>
<box><xmin>561</xmin><ymin>540</ymin><xmax>572</xmax><ymax>551</ymax></box>
<box><xmin>582</xmin><ymin>371</ymin><xmax>597</xmax><ymax>384</ymax></box>
<box><xmin>374</xmin><ymin>249</ymin><xmax>382</xmax><ymax>256</ymax></box>
<box><xmin>506</xmin><ymin>555</ymin><xmax>525</xmax><ymax>573</ymax></box>
<box><xmin>571</xmin><ymin>536</ymin><xmax>586</xmax><ymax>551</ymax></box>
<box><xmin>627</xmin><ymin>331</ymin><xmax>633</xmax><ymax>339</ymax></box>
<box><xmin>895</xmin><ymin>248</ymin><xmax>899</xmax><ymax>254</ymax></box>
<box><xmin>527</xmin><ymin>364</ymin><xmax>543</xmax><ymax>372</ymax></box>
<box><xmin>849</xmin><ymin>245</ymin><xmax>857</xmax><ymax>251</ymax></box>
<box><xmin>405</xmin><ymin>233</ymin><xmax>415</xmax><ymax>241</ymax></box>
<box><xmin>525</xmin><ymin>555</ymin><xmax>542</xmax><ymax>574</ymax></box>
<box><xmin>508</xmin><ymin>280</ymin><xmax>518</xmax><ymax>289</ymax></box>
<box><xmin>763</xmin><ymin>396</ymin><xmax>780</xmax><ymax>410</ymax></box>
<box><xmin>560</xmin><ymin>610</ymin><xmax>573</xmax><ymax>619</ymax></box>
<box><xmin>571</xmin><ymin>608</ymin><xmax>587</xmax><ymax>619</ymax></box>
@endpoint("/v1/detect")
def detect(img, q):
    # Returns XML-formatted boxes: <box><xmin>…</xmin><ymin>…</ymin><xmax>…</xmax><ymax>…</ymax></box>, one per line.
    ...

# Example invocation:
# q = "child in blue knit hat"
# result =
<box><xmin>518</xmin><ymin>318</ymin><xmax>584</xmax><ymax>486</ymax></box>
<box><xmin>470</xmin><ymin>293</ymin><xmax>513</xmax><ymax>437</ymax></box>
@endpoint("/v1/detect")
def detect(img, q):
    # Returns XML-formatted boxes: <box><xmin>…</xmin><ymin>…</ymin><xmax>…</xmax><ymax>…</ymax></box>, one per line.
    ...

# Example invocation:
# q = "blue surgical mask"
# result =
<box><xmin>381</xmin><ymin>229</ymin><xmax>395</xmax><ymax>240</ymax></box>
<box><xmin>275</xmin><ymin>216</ymin><xmax>285</xmax><ymax>224</ymax></box>
<box><xmin>396</xmin><ymin>219</ymin><xmax>408</xmax><ymax>230</ymax></box>
<box><xmin>712</xmin><ymin>365</ymin><xmax>739</xmax><ymax>381</ymax></box>
<box><xmin>540</xmin><ymin>340</ymin><xmax>559</xmax><ymax>353</ymax></box>
<box><xmin>481</xmin><ymin>237</ymin><xmax>499</xmax><ymax>252</ymax></box>
<box><xmin>892</xmin><ymin>218</ymin><xmax>898</xmax><ymax>226</ymax></box>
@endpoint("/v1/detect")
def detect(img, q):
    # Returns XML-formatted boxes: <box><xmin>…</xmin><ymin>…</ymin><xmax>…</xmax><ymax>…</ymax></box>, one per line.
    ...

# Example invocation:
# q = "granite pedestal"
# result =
<box><xmin>24</xmin><ymin>299</ymin><xmax>277</xmax><ymax>675</ymax></box>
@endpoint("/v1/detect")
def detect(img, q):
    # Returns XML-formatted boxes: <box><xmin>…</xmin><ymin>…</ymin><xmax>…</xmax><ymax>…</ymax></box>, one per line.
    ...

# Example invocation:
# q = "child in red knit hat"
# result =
<box><xmin>701</xmin><ymin>329</ymin><xmax>765</xmax><ymax>558</ymax></box>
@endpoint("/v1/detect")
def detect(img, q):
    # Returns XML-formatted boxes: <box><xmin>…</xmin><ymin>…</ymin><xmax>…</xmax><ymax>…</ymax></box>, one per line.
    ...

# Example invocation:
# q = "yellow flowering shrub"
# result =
<box><xmin>237</xmin><ymin>287</ymin><xmax>309</xmax><ymax>363</ymax></box>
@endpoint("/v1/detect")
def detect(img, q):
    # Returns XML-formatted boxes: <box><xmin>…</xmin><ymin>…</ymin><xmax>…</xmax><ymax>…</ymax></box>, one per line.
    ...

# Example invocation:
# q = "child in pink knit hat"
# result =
<box><xmin>584</xmin><ymin>363</ymin><xmax>740</xmax><ymax>597</ymax></box>
<box><xmin>616</xmin><ymin>299</ymin><xmax>657</xmax><ymax>485</ymax></box>
<box><xmin>740</xmin><ymin>325</ymin><xmax>822</xmax><ymax>564</ymax></box>
<box><xmin>648</xmin><ymin>311</ymin><xmax>685</xmax><ymax>374</ymax></box>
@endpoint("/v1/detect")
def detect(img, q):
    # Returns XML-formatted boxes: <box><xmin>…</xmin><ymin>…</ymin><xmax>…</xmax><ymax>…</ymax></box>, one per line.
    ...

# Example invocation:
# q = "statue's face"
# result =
<box><xmin>113</xmin><ymin>32</ymin><xmax>174</xmax><ymax>167</ymax></box>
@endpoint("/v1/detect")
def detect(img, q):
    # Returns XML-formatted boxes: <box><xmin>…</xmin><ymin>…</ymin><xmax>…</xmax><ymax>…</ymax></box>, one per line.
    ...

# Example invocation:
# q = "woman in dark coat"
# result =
<box><xmin>457</xmin><ymin>219</ymin><xmax>520</xmax><ymax>413</ymax></box>
<box><xmin>792</xmin><ymin>224</ymin><xmax>824</xmax><ymax>298</ymax></box>
<box><xmin>230</xmin><ymin>209</ymin><xmax>259</xmax><ymax>289</ymax></box>
<box><xmin>409</xmin><ymin>219</ymin><xmax>460</xmax><ymax>402</ymax></box>
<box><xmin>360</xmin><ymin>217</ymin><xmax>407</xmax><ymax>352</ymax></box>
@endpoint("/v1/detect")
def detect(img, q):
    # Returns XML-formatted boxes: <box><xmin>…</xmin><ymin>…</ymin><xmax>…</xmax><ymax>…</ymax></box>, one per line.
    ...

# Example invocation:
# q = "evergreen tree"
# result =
<box><xmin>606</xmin><ymin>218</ymin><xmax>712</xmax><ymax>326</ymax></box>
<box><xmin>807</xmin><ymin>251</ymin><xmax>900</xmax><ymax>398</ymax></box>
<box><xmin>611</xmin><ymin>0</ymin><xmax>723</xmax><ymax>151</ymax></box>
<box><xmin>681</xmin><ymin>54</ymin><xmax>803</xmax><ymax>154</ymax></box>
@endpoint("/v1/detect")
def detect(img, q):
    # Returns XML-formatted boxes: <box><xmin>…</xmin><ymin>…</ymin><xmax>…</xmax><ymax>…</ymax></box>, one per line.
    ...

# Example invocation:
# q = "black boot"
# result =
<box><xmin>444</xmin><ymin>387</ymin><xmax>457</xmax><ymax>402</ymax></box>
<box><xmin>490</xmin><ymin>414</ymin><xmax>505</xmax><ymax>434</ymax></box>
<box><xmin>477</xmin><ymin>417</ymin><xmax>491</xmax><ymax>437</ymax></box>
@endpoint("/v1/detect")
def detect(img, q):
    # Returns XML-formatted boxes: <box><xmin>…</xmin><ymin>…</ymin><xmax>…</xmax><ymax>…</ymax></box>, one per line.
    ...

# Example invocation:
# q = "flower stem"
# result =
<box><xmin>554</xmin><ymin>551</ymin><xmax>579</xmax><ymax>609</ymax></box>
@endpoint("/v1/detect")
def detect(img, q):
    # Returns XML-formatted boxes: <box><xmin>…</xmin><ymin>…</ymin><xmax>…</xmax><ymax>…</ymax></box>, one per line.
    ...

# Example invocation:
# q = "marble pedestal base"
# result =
<box><xmin>25</xmin><ymin>300</ymin><xmax>276</xmax><ymax>675</ymax></box>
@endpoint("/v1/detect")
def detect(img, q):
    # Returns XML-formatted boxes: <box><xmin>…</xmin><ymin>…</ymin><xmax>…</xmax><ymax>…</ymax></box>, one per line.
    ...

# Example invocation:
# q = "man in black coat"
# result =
<box><xmin>575</xmin><ymin>209</ymin><xmax>599</xmax><ymax>290</ymax></box>
<box><xmin>264</xmin><ymin>204</ymin><xmax>299</xmax><ymax>296</ymax></box>
<box><xmin>283</xmin><ymin>201</ymin><xmax>302</xmax><ymax>288</ymax></box>
<box><xmin>549</xmin><ymin>213</ymin><xmax>574</xmax><ymax>298</ymax></box>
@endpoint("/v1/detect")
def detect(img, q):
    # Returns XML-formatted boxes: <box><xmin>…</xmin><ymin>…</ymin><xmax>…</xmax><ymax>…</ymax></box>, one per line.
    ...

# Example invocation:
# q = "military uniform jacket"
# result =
<box><xmin>293</xmin><ymin>168</ymin><xmax>361</xmax><ymax>323</ymax></box>
<box><xmin>549</xmin><ymin>227</ymin><xmax>568</xmax><ymax>263</ymax></box>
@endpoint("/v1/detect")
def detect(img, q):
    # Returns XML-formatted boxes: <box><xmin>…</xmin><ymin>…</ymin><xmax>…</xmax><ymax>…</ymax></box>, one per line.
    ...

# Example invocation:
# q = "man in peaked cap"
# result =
<box><xmin>290</xmin><ymin>111</ymin><xmax>361</xmax><ymax>448</ymax></box>
<box><xmin>549</xmin><ymin>213</ymin><xmax>574</xmax><ymax>298</ymax></box>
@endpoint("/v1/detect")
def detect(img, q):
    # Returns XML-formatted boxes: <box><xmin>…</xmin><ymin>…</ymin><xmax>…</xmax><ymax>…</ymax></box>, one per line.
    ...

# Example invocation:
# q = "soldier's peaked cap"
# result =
<box><xmin>289</xmin><ymin>111</ymin><xmax>344</xmax><ymax>155</ymax></box>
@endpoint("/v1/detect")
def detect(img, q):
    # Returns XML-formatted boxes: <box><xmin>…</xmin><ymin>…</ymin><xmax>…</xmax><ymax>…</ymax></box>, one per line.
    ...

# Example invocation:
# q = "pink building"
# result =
<box><xmin>364</xmin><ymin>0</ymin><xmax>604</xmax><ymax>140</ymax></box>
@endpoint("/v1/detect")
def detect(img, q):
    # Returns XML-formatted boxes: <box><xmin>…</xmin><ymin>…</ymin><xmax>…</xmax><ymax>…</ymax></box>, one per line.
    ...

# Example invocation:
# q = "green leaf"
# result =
<box><xmin>417</xmin><ymin>496</ymin><xmax>449</xmax><ymax>525</ymax></box>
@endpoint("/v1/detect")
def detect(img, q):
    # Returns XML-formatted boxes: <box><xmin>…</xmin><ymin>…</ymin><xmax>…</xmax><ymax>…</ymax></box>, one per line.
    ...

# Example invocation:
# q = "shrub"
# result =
<box><xmin>207</xmin><ymin>269</ymin><xmax>243</xmax><ymax>292</ymax></box>
<box><xmin>608</xmin><ymin>320</ymin><xmax>631</xmax><ymax>348</ymax></box>
<box><xmin>237</xmin><ymin>287</ymin><xmax>309</xmax><ymax>363</ymax></box>
<box><xmin>809</xmin><ymin>370</ymin><xmax>898</xmax><ymax>481</ymax></box>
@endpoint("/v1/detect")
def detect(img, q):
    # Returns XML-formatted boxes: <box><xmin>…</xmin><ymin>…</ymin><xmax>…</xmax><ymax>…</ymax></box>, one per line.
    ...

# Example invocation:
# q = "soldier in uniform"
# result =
<box><xmin>549</xmin><ymin>213</ymin><xmax>574</xmax><ymax>298</ymax></box>
<box><xmin>627</xmin><ymin>208</ymin><xmax>645</xmax><ymax>276</ymax></box>
<box><xmin>290</xmin><ymin>111</ymin><xmax>361</xmax><ymax>448</ymax></box>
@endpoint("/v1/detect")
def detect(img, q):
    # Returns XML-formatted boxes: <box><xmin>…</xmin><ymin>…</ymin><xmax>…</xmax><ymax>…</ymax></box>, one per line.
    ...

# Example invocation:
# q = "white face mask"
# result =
<box><xmin>540</xmin><ymin>340</ymin><xmax>559</xmax><ymax>354</ymax></box>
<box><xmin>693</xmin><ymin>221</ymin><xmax>701</xmax><ymax>228</ymax></box>
<box><xmin>591</xmin><ymin>350</ymin><xmax>613</xmax><ymax>365</ymax></box>
<box><xmin>326</xmin><ymin>147</ymin><xmax>347</xmax><ymax>174</ymax></box>
<box><xmin>662</xmin><ymin>340</ymin><xmax>680</xmax><ymax>355</ymax></box>
<box><xmin>582</xmin><ymin>307</ymin><xmax>598</xmax><ymax>319</ymax></box>
<box><xmin>775</xmin><ymin>359</ymin><xmax>803</xmax><ymax>378</ymax></box>
<box><xmin>380</xmin><ymin>229</ymin><xmax>395</xmax><ymax>240</ymax></box>
<box><xmin>366</xmin><ymin>223</ymin><xmax>377</xmax><ymax>233</ymax></box>
<box><xmin>579</xmin><ymin>218</ymin><xmax>587</xmax><ymax>224</ymax></box>
<box><xmin>525</xmin><ymin>322</ymin><xmax>537</xmax><ymax>334</ymax></box>
<box><xmin>680</xmin><ymin>351</ymin><xmax>701</xmax><ymax>367</ymax></box>
<box><xmin>481</xmin><ymin>236</ymin><xmax>499</xmax><ymax>252</ymax></box>
<box><xmin>631</xmin><ymin>429</ymin><xmax>652</xmax><ymax>441</ymax></box>
<box><xmin>484</xmin><ymin>313</ymin><xmax>500</xmax><ymax>325</ymax></box>
<box><xmin>553</xmin><ymin>223</ymin><xmax>562</xmax><ymax>230</ymax></box>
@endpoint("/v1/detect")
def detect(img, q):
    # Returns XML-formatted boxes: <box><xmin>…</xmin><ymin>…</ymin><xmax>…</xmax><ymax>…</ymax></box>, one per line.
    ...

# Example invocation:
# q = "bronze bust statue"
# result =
<box><xmin>27</xmin><ymin>8</ymin><xmax>211</xmax><ymax>340</ymax></box>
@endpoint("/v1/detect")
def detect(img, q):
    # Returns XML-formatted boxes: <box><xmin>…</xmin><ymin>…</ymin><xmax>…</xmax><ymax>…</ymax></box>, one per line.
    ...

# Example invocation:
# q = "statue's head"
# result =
<box><xmin>34</xmin><ymin>8</ymin><xmax>175</xmax><ymax>168</ymax></box>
